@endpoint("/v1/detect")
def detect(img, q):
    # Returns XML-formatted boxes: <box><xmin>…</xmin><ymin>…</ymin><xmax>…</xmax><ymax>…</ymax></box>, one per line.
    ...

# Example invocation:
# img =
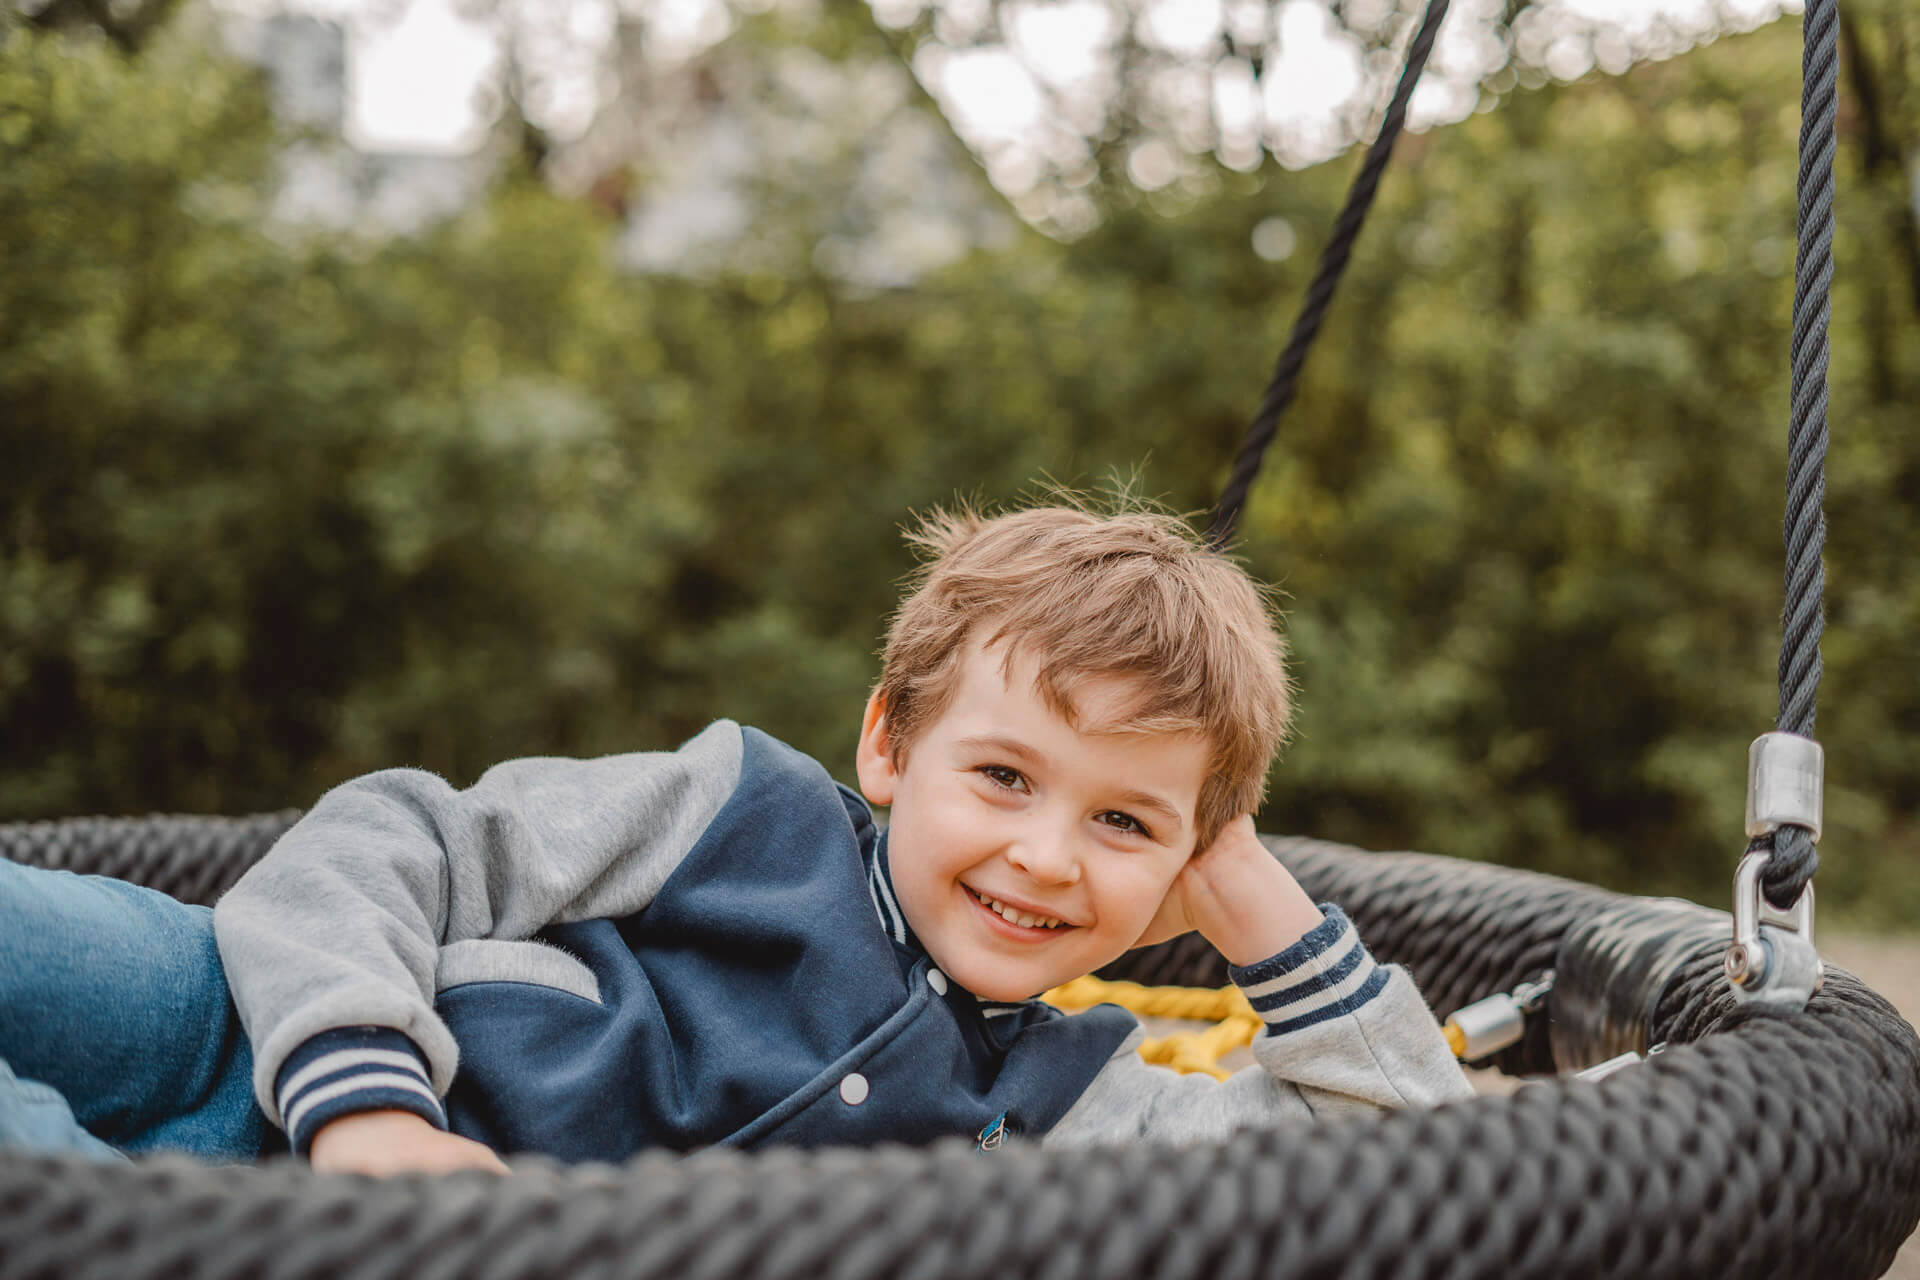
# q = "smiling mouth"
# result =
<box><xmin>965</xmin><ymin>885</ymin><xmax>1073</xmax><ymax>932</ymax></box>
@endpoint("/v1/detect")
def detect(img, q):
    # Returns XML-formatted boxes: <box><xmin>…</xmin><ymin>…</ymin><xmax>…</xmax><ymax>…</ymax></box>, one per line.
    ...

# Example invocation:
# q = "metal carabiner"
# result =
<box><xmin>1724</xmin><ymin>849</ymin><xmax>1824</xmax><ymax>1009</ymax></box>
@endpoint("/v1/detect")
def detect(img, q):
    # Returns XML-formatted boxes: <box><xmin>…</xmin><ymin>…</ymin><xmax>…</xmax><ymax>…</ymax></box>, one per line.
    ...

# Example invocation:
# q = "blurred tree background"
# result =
<box><xmin>2</xmin><ymin>0</ymin><xmax>1915</xmax><ymax>923</ymax></box>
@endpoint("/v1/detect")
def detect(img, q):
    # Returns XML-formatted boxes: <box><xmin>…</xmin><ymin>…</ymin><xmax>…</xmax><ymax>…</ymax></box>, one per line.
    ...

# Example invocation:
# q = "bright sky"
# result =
<box><xmin>212</xmin><ymin>0</ymin><xmax>1797</xmax><ymax>158</ymax></box>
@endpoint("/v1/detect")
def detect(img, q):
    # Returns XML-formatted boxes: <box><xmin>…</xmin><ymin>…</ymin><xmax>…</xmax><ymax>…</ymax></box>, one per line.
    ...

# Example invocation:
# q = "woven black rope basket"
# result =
<box><xmin>2</xmin><ymin>814</ymin><xmax>1915</xmax><ymax>1280</ymax></box>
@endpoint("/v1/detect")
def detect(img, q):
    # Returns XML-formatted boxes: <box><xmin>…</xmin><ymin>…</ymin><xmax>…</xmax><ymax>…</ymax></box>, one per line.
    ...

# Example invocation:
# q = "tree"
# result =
<box><xmin>20</xmin><ymin>0</ymin><xmax>185</xmax><ymax>54</ymax></box>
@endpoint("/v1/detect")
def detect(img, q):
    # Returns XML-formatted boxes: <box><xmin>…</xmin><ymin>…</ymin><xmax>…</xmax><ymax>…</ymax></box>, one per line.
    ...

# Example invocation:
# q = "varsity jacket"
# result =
<box><xmin>214</xmin><ymin>722</ymin><xmax>1472</xmax><ymax>1159</ymax></box>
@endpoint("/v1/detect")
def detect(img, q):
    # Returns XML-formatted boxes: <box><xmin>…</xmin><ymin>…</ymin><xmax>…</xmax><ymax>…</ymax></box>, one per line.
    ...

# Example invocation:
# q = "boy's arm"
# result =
<box><xmin>213</xmin><ymin>720</ymin><xmax>745</xmax><ymax>1154</ymax></box>
<box><xmin>1045</xmin><ymin>820</ymin><xmax>1472</xmax><ymax>1148</ymax></box>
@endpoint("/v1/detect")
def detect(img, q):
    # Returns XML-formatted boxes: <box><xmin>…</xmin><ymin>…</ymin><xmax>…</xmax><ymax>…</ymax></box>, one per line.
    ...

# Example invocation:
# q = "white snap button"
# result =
<box><xmin>839</xmin><ymin>1073</ymin><xmax>870</xmax><ymax>1106</ymax></box>
<box><xmin>927</xmin><ymin>969</ymin><xmax>948</xmax><ymax>996</ymax></box>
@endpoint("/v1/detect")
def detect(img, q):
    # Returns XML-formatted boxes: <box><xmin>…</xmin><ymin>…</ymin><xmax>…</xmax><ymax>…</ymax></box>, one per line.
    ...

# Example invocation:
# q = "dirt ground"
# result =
<box><xmin>1157</xmin><ymin>931</ymin><xmax>1920</xmax><ymax>1277</ymax></box>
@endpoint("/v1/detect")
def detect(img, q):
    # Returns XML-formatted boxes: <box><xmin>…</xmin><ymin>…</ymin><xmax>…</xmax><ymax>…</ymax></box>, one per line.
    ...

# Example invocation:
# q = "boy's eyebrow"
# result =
<box><xmin>1108</xmin><ymin>788</ymin><xmax>1187</xmax><ymax>836</ymax></box>
<box><xmin>952</xmin><ymin>734</ymin><xmax>1046</xmax><ymax>767</ymax></box>
<box><xmin>953</xmin><ymin>734</ymin><xmax>1189</xmax><ymax>835</ymax></box>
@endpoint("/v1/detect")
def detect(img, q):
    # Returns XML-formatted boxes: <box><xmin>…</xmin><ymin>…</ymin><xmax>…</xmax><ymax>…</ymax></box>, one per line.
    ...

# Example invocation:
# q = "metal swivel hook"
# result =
<box><xmin>1725</xmin><ymin>733</ymin><xmax>1826</xmax><ymax>1009</ymax></box>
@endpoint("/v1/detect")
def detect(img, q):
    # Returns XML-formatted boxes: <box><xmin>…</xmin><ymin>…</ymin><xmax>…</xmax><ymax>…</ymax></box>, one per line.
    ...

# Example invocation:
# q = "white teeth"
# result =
<box><xmin>973</xmin><ymin>890</ymin><xmax>1064</xmax><ymax>929</ymax></box>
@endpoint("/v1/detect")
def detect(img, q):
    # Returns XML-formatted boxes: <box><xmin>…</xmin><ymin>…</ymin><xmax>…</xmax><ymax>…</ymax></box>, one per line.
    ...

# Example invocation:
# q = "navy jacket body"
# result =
<box><xmin>432</xmin><ymin>729</ymin><xmax>1137</xmax><ymax>1160</ymax></box>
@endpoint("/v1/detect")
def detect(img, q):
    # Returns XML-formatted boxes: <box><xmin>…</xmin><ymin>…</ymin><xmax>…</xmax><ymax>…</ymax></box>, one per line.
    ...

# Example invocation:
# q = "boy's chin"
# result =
<box><xmin>930</xmin><ymin>934</ymin><xmax>1136</xmax><ymax>1003</ymax></box>
<box><xmin>964</xmin><ymin>976</ymin><xmax>1048</xmax><ymax>1003</ymax></box>
<box><xmin>946</xmin><ymin>964</ymin><xmax>1053</xmax><ymax>1004</ymax></box>
<box><xmin>961</xmin><ymin>960</ymin><xmax>1126</xmax><ymax>1005</ymax></box>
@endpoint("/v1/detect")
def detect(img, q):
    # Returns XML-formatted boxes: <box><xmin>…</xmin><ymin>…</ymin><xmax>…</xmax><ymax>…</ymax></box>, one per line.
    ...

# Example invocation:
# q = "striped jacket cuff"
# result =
<box><xmin>275</xmin><ymin>1027</ymin><xmax>446</xmax><ymax>1157</ymax></box>
<box><xmin>1228</xmin><ymin>904</ymin><xmax>1389</xmax><ymax>1037</ymax></box>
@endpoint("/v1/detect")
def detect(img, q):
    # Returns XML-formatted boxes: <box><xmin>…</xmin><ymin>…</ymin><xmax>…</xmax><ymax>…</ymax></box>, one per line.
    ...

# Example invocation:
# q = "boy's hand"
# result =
<box><xmin>1136</xmin><ymin>816</ymin><xmax>1325</xmax><ymax>967</ymax></box>
<box><xmin>308</xmin><ymin>1110</ymin><xmax>511</xmax><ymax>1177</ymax></box>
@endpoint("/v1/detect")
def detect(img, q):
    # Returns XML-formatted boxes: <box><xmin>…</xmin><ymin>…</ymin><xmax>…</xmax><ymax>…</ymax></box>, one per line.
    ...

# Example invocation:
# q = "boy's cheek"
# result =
<box><xmin>1115</xmin><ymin>867</ymin><xmax>1192</xmax><ymax>946</ymax></box>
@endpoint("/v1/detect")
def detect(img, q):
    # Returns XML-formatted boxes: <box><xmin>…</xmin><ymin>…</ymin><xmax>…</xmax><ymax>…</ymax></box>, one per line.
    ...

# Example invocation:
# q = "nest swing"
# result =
<box><xmin>2</xmin><ymin>1</ymin><xmax>1917</xmax><ymax>1277</ymax></box>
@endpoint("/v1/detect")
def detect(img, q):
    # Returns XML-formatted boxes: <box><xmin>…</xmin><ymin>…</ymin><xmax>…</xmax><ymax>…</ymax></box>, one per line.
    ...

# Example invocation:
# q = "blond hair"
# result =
<box><xmin>875</xmin><ymin>500</ymin><xmax>1291</xmax><ymax>849</ymax></box>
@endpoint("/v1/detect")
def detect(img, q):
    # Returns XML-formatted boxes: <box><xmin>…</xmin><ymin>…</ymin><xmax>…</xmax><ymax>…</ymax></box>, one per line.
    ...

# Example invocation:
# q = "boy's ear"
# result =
<box><xmin>855</xmin><ymin>690</ymin><xmax>898</xmax><ymax>807</ymax></box>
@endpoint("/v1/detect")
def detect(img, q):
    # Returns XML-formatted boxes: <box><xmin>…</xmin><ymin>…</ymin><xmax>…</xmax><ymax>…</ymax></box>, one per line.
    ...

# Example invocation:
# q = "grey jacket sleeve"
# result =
<box><xmin>213</xmin><ymin>720</ymin><xmax>744</xmax><ymax>1125</ymax></box>
<box><xmin>1043</xmin><ymin>907</ymin><xmax>1473</xmax><ymax>1148</ymax></box>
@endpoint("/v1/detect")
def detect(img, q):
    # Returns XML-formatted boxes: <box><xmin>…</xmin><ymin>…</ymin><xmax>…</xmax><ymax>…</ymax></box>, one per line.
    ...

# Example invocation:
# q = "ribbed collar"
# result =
<box><xmin>865</xmin><ymin>828</ymin><xmax>922</xmax><ymax>953</ymax></box>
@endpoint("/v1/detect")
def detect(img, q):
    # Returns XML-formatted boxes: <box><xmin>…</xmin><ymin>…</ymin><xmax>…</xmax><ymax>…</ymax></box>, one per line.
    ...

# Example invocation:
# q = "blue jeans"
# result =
<box><xmin>0</xmin><ymin>859</ymin><xmax>273</xmax><ymax>1163</ymax></box>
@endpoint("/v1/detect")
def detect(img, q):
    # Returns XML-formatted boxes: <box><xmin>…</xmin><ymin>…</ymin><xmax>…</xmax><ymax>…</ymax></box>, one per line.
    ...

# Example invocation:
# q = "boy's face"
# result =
<box><xmin>856</xmin><ymin>640</ymin><xmax>1208</xmax><ymax>1003</ymax></box>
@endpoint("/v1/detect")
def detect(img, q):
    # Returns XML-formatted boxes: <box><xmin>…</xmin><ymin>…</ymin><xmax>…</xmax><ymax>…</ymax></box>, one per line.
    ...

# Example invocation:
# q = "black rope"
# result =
<box><xmin>1208</xmin><ymin>0</ymin><xmax>1451</xmax><ymax>547</ymax></box>
<box><xmin>1762</xmin><ymin>0</ymin><xmax>1836</xmax><ymax>911</ymax></box>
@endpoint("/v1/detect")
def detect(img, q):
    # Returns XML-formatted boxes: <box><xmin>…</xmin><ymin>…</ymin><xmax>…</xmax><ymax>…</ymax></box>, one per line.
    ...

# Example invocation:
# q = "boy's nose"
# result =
<box><xmin>1006</xmin><ymin>833</ymin><xmax>1081</xmax><ymax>886</ymax></box>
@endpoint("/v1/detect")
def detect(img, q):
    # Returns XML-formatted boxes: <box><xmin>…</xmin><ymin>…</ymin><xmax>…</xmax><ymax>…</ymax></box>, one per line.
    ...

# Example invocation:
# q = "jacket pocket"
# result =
<box><xmin>434</xmin><ymin>938</ymin><xmax>603</xmax><ymax>1005</ymax></box>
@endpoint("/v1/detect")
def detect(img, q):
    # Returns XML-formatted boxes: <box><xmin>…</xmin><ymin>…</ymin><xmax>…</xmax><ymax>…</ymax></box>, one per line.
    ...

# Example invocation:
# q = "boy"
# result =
<box><xmin>0</xmin><ymin>502</ymin><xmax>1470</xmax><ymax>1170</ymax></box>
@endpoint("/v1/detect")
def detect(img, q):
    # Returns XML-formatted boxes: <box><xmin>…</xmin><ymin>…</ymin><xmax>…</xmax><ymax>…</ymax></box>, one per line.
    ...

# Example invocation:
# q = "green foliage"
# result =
<box><xmin>1</xmin><ymin>11</ymin><xmax>1915</xmax><ymax>923</ymax></box>
<box><xmin>1229</xmin><ymin>32</ymin><xmax>1920</xmax><ymax>922</ymax></box>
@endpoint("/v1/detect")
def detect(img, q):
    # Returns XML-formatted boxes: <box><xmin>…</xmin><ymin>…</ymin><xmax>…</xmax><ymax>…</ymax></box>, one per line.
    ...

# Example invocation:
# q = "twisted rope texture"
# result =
<box><xmin>0</xmin><ymin>811</ymin><xmax>300</xmax><ymax>905</ymax></box>
<box><xmin>3</xmin><ymin>817</ymin><xmax>1915</xmax><ymax>1279</ymax></box>
<box><xmin>1763</xmin><ymin>0</ymin><xmax>1837</xmax><ymax>910</ymax></box>
<box><xmin>1208</xmin><ymin>0</ymin><xmax>1451</xmax><ymax>546</ymax></box>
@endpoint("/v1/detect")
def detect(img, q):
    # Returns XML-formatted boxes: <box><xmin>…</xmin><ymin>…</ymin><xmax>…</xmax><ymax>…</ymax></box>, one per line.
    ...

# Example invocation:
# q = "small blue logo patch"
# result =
<box><xmin>977</xmin><ymin>1111</ymin><xmax>1011</xmax><ymax>1152</ymax></box>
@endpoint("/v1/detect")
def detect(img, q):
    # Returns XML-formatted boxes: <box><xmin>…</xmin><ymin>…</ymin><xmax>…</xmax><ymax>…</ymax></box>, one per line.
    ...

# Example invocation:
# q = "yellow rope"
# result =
<box><xmin>1044</xmin><ymin>975</ymin><xmax>1254</xmax><ymax>1021</ymax></box>
<box><xmin>1042</xmin><ymin>976</ymin><xmax>1263</xmax><ymax>1082</ymax></box>
<box><xmin>1046</xmin><ymin>974</ymin><xmax>1475</xmax><ymax>1080</ymax></box>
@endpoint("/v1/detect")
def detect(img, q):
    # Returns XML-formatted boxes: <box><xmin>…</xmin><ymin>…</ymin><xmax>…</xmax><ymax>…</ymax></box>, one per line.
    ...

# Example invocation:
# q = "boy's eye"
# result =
<box><xmin>977</xmin><ymin>765</ymin><xmax>1028</xmax><ymax>792</ymax></box>
<box><xmin>1096</xmin><ymin>810</ymin><xmax>1151</xmax><ymax>839</ymax></box>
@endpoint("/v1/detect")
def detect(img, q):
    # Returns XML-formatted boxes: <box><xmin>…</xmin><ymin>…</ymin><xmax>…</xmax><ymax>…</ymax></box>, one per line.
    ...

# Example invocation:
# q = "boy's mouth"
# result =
<box><xmin>965</xmin><ymin>885</ymin><xmax>1072</xmax><ymax>933</ymax></box>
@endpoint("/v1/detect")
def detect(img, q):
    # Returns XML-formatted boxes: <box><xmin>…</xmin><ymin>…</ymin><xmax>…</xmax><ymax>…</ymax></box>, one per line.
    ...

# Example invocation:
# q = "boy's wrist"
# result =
<box><xmin>1197</xmin><ymin>859</ymin><xmax>1324</xmax><ymax>967</ymax></box>
<box><xmin>1183</xmin><ymin>819</ymin><xmax>1324</xmax><ymax>967</ymax></box>
<box><xmin>1228</xmin><ymin>903</ymin><xmax>1389</xmax><ymax>1036</ymax></box>
<box><xmin>309</xmin><ymin>1109</ymin><xmax>436</xmax><ymax>1169</ymax></box>
<box><xmin>309</xmin><ymin>1109</ymin><xmax>511</xmax><ymax>1177</ymax></box>
<box><xmin>275</xmin><ymin>1027</ymin><xmax>446</xmax><ymax>1156</ymax></box>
